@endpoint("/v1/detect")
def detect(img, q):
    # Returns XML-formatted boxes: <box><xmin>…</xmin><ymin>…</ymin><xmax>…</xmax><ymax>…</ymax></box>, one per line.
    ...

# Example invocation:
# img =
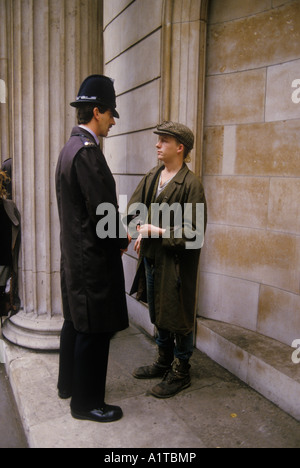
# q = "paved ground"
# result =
<box><xmin>1</xmin><ymin>324</ymin><xmax>300</xmax><ymax>449</ymax></box>
<box><xmin>0</xmin><ymin>364</ymin><xmax>28</xmax><ymax>448</ymax></box>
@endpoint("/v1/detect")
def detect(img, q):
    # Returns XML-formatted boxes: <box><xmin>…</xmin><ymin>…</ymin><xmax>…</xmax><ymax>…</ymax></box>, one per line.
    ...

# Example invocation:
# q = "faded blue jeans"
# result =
<box><xmin>144</xmin><ymin>258</ymin><xmax>194</xmax><ymax>361</ymax></box>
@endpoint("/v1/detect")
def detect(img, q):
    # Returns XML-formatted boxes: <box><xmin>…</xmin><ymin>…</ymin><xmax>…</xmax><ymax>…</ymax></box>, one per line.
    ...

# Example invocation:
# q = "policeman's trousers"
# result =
<box><xmin>57</xmin><ymin>320</ymin><xmax>112</xmax><ymax>412</ymax></box>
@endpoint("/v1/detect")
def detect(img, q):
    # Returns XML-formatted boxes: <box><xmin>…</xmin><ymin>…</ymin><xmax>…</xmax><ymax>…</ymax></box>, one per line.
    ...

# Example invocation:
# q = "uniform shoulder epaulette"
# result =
<box><xmin>74</xmin><ymin>133</ymin><xmax>98</xmax><ymax>148</ymax></box>
<box><xmin>82</xmin><ymin>139</ymin><xmax>97</xmax><ymax>148</ymax></box>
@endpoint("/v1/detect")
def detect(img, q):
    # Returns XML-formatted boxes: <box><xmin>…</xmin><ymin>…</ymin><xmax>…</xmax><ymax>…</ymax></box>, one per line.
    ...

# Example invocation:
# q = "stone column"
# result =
<box><xmin>160</xmin><ymin>0</ymin><xmax>209</xmax><ymax>337</ymax></box>
<box><xmin>1</xmin><ymin>0</ymin><xmax>103</xmax><ymax>350</ymax></box>
<box><xmin>0</xmin><ymin>0</ymin><xmax>11</xmax><ymax>162</ymax></box>
<box><xmin>161</xmin><ymin>0</ymin><xmax>209</xmax><ymax>177</ymax></box>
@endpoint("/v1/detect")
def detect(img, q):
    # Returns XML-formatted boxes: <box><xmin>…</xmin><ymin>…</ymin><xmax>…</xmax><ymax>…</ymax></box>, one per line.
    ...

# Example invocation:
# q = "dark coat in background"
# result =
<box><xmin>0</xmin><ymin>200</ymin><xmax>12</xmax><ymax>266</ymax></box>
<box><xmin>0</xmin><ymin>198</ymin><xmax>21</xmax><ymax>315</ymax></box>
<box><xmin>55</xmin><ymin>126</ymin><xmax>129</xmax><ymax>334</ymax></box>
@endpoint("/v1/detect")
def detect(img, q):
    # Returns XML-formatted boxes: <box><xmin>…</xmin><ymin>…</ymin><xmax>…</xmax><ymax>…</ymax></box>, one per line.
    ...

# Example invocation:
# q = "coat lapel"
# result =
<box><xmin>72</xmin><ymin>126</ymin><xmax>117</xmax><ymax>201</ymax></box>
<box><xmin>155</xmin><ymin>164</ymin><xmax>189</xmax><ymax>204</ymax></box>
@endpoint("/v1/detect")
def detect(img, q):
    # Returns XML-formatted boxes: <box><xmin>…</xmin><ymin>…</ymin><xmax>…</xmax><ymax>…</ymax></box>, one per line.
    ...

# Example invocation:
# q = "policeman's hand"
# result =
<box><xmin>120</xmin><ymin>233</ymin><xmax>132</xmax><ymax>256</ymax></box>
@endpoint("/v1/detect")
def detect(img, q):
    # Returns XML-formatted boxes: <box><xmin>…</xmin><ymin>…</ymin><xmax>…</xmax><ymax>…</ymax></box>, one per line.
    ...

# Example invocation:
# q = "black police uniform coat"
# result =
<box><xmin>55</xmin><ymin>126</ymin><xmax>129</xmax><ymax>334</ymax></box>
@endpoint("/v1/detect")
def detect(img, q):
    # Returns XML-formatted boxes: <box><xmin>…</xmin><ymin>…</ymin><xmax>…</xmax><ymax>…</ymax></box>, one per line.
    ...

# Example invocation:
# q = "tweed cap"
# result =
<box><xmin>154</xmin><ymin>121</ymin><xmax>194</xmax><ymax>151</ymax></box>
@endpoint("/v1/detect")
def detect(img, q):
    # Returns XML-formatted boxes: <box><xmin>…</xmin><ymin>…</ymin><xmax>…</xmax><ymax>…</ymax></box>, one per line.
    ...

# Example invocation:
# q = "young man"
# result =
<box><xmin>56</xmin><ymin>75</ymin><xmax>129</xmax><ymax>423</ymax></box>
<box><xmin>126</xmin><ymin>121</ymin><xmax>207</xmax><ymax>398</ymax></box>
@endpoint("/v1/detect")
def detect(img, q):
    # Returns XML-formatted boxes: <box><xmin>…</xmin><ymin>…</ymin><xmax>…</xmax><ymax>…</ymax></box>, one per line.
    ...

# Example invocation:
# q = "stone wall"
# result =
<box><xmin>199</xmin><ymin>0</ymin><xmax>300</xmax><ymax>347</ymax></box>
<box><xmin>103</xmin><ymin>0</ymin><xmax>208</xmax><ymax>334</ymax></box>
<box><xmin>103</xmin><ymin>0</ymin><xmax>163</xmax><ymax>332</ymax></box>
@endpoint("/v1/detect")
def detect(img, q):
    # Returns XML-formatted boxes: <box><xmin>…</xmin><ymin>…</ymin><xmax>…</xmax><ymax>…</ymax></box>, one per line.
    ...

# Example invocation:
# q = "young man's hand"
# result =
<box><xmin>134</xmin><ymin>234</ymin><xmax>143</xmax><ymax>256</ymax></box>
<box><xmin>137</xmin><ymin>224</ymin><xmax>166</xmax><ymax>238</ymax></box>
<box><xmin>133</xmin><ymin>225</ymin><xmax>166</xmax><ymax>257</ymax></box>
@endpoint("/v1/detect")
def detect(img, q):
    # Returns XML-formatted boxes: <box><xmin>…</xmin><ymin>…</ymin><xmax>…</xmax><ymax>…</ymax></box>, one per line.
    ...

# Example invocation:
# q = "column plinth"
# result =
<box><xmin>3</xmin><ymin>312</ymin><xmax>63</xmax><ymax>351</ymax></box>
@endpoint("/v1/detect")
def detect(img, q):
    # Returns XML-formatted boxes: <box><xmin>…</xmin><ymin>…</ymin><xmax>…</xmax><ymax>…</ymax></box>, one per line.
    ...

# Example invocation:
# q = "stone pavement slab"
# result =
<box><xmin>2</xmin><ymin>325</ymin><xmax>300</xmax><ymax>448</ymax></box>
<box><xmin>0</xmin><ymin>364</ymin><xmax>28</xmax><ymax>448</ymax></box>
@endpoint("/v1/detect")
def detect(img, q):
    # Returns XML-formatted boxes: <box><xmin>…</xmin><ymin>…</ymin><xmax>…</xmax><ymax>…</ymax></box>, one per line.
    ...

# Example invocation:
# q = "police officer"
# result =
<box><xmin>56</xmin><ymin>75</ymin><xmax>129</xmax><ymax>423</ymax></box>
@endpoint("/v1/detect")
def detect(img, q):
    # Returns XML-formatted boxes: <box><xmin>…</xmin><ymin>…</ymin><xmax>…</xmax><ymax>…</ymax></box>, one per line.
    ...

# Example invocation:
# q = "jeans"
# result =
<box><xmin>144</xmin><ymin>258</ymin><xmax>194</xmax><ymax>361</ymax></box>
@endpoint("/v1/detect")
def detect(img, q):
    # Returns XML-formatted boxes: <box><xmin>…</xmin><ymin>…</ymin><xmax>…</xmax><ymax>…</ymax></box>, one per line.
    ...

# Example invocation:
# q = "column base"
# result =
<box><xmin>2</xmin><ymin>311</ymin><xmax>63</xmax><ymax>351</ymax></box>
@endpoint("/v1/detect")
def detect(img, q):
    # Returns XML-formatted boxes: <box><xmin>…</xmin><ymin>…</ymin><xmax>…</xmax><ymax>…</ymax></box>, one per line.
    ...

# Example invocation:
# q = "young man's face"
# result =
<box><xmin>96</xmin><ymin>109</ymin><xmax>116</xmax><ymax>137</ymax></box>
<box><xmin>156</xmin><ymin>135</ymin><xmax>182</xmax><ymax>164</ymax></box>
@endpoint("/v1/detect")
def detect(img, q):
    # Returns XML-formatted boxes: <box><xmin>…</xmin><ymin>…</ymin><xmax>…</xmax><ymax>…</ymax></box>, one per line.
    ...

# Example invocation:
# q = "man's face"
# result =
<box><xmin>156</xmin><ymin>135</ymin><xmax>181</xmax><ymax>163</ymax></box>
<box><xmin>96</xmin><ymin>109</ymin><xmax>116</xmax><ymax>137</ymax></box>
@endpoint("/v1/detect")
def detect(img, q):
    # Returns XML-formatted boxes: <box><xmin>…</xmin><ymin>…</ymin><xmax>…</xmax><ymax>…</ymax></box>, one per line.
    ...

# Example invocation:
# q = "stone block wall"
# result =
<box><xmin>103</xmin><ymin>0</ymin><xmax>164</xmax><ymax>333</ymax></box>
<box><xmin>200</xmin><ymin>0</ymin><xmax>300</xmax><ymax>347</ymax></box>
<box><xmin>103</xmin><ymin>0</ymin><xmax>208</xmax><ymax>335</ymax></box>
<box><xmin>103</xmin><ymin>0</ymin><xmax>161</xmax><ymax>193</ymax></box>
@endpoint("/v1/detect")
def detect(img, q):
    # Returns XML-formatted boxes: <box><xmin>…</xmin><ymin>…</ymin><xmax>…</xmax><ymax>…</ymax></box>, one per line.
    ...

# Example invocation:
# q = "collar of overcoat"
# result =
<box><xmin>71</xmin><ymin>126</ymin><xmax>99</xmax><ymax>146</ymax></box>
<box><xmin>154</xmin><ymin>163</ymin><xmax>190</xmax><ymax>204</ymax></box>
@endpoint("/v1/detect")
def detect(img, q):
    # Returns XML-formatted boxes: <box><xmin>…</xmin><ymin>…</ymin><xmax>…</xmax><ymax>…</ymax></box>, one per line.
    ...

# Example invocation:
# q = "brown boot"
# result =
<box><xmin>150</xmin><ymin>358</ymin><xmax>191</xmax><ymax>398</ymax></box>
<box><xmin>132</xmin><ymin>347</ymin><xmax>173</xmax><ymax>379</ymax></box>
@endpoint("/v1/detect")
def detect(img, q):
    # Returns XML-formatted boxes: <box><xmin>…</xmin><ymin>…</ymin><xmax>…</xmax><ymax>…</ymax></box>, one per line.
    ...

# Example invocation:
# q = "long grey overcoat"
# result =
<box><xmin>127</xmin><ymin>164</ymin><xmax>207</xmax><ymax>336</ymax></box>
<box><xmin>56</xmin><ymin>126</ymin><xmax>129</xmax><ymax>334</ymax></box>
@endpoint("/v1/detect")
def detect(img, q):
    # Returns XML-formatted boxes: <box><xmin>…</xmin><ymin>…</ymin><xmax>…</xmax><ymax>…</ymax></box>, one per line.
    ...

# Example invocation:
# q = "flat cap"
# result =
<box><xmin>154</xmin><ymin>121</ymin><xmax>194</xmax><ymax>152</ymax></box>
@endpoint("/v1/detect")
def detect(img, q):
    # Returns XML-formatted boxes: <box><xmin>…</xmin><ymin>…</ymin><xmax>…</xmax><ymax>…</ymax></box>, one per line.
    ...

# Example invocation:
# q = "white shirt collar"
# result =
<box><xmin>78</xmin><ymin>125</ymin><xmax>99</xmax><ymax>145</ymax></box>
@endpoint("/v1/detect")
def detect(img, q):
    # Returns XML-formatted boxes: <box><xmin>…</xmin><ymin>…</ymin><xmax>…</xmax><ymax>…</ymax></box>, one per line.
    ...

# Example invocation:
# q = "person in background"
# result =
<box><xmin>0</xmin><ymin>168</ymin><xmax>20</xmax><ymax>323</ymax></box>
<box><xmin>1</xmin><ymin>158</ymin><xmax>12</xmax><ymax>199</ymax></box>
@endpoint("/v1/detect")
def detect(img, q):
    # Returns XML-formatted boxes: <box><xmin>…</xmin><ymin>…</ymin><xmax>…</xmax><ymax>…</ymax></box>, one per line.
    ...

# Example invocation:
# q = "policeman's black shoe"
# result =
<box><xmin>71</xmin><ymin>404</ymin><xmax>123</xmax><ymax>423</ymax></box>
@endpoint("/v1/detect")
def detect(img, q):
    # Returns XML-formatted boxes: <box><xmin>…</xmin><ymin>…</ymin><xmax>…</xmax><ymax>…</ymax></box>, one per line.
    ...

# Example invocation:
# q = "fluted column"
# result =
<box><xmin>161</xmin><ymin>0</ymin><xmax>209</xmax><ymax>177</ymax></box>
<box><xmin>1</xmin><ymin>0</ymin><xmax>103</xmax><ymax>349</ymax></box>
<box><xmin>0</xmin><ymin>0</ymin><xmax>11</xmax><ymax>161</ymax></box>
